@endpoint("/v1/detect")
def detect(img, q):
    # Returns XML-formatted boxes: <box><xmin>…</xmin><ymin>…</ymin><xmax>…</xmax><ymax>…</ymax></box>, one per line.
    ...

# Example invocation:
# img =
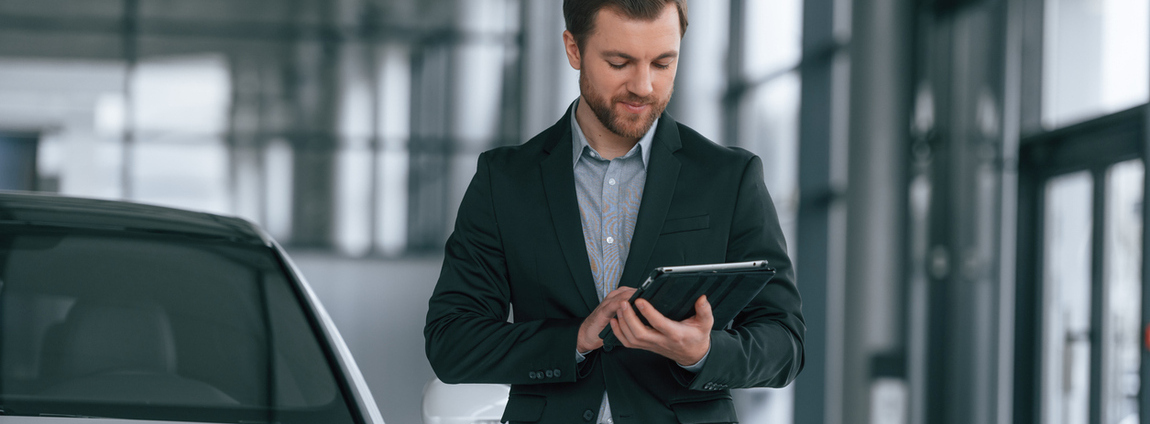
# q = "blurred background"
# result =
<box><xmin>0</xmin><ymin>0</ymin><xmax>1146</xmax><ymax>423</ymax></box>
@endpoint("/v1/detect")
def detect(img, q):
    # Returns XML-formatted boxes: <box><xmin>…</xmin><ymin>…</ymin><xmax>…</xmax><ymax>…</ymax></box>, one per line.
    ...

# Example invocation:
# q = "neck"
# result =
<box><xmin>575</xmin><ymin>97</ymin><xmax>639</xmax><ymax>161</ymax></box>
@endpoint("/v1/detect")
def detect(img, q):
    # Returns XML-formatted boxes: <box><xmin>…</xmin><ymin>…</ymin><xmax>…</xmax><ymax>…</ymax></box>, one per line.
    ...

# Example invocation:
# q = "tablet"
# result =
<box><xmin>599</xmin><ymin>260</ymin><xmax>776</xmax><ymax>350</ymax></box>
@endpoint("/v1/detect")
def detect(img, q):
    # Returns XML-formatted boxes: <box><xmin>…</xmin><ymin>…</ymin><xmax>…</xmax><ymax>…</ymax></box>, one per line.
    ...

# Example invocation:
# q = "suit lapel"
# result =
<box><xmin>540</xmin><ymin>109</ymin><xmax>601</xmax><ymax>313</ymax></box>
<box><xmin>619</xmin><ymin>115</ymin><xmax>682</xmax><ymax>288</ymax></box>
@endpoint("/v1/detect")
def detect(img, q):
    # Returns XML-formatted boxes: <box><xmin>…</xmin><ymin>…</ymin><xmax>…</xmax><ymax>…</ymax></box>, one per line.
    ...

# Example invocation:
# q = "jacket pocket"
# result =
<box><xmin>501</xmin><ymin>393</ymin><xmax>547</xmax><ymax>423</ymax></box>
<box><xmin>669</xmin><ymin>395</ymin><xmax>737</xmax><ymax>424</ymax></box>
<box><xmin>661</xmin><ymin>214</ymin><xmax>710</xmax><ymax>235</ymax></box>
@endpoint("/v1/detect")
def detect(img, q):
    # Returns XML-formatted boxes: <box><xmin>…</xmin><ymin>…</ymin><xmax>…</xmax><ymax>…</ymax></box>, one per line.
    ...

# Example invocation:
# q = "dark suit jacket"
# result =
<box><xmin>425</xmin><ymin>106</ymin><xmax>805</xmax><ymax>424</ymax></box>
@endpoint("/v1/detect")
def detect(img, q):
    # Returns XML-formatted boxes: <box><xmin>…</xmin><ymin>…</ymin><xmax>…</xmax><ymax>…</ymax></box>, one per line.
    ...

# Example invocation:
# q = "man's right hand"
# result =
<box><xmin>577</xmin><ymin>287</ymin><xmax>638</xmax><ymax>353</ymax></box>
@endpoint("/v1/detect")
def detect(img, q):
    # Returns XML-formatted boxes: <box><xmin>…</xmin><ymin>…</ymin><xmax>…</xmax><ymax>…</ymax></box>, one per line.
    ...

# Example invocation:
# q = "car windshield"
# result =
<box><xmin>0</xmin><ymin>228</ymin><xmax>358</xmax><ymax>424</ymax></box>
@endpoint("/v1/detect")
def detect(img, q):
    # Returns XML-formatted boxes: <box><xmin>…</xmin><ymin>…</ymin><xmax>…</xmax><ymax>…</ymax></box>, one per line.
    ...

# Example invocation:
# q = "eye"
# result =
<box><xmin>608</xmin><ymin>62</ymin><xmax>626</xmax><ymax>69</ymax></box>
<box><xmin>653</xmin><ymin>62</ymin><xmax>672</xmax><ymax>70</ymax></box>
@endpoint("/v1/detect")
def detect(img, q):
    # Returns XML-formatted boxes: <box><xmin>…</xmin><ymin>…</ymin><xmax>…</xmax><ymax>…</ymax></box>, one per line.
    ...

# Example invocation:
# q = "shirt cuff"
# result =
<box><xmin>678</xmin><ymin>347</ymin><xmax>710</xmax><ymax>373</ymax></box>
<box><xmin>576</xmin><ymin>349</ymin><xmax>591</xmax><ymax>363</ymax></box>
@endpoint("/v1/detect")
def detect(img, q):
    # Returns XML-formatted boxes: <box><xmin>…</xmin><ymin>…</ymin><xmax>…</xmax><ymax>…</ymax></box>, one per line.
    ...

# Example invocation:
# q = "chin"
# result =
<box><xmin>622</xmin><ymin>115</ymin><xmax>658</xmax><ymax>136</ymax></box>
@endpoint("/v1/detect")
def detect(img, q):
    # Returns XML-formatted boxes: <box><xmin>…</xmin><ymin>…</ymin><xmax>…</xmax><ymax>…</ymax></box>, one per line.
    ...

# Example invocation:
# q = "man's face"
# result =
<box><xmin>566</xmin><ymin>4</ymin><xmax>681</xmax><ymax>139</ymax></box>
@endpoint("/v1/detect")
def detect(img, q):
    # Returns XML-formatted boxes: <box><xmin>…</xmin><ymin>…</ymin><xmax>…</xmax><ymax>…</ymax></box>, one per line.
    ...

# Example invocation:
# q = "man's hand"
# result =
<box><xmin>577</xmin><ymin>287</ymin><xmax>638</xmax><ymax>353</ymax></box>
<box><xmin>611</xmin><ymin>295</ymin><xmax>713</xmax><ymax>366</ymax></box>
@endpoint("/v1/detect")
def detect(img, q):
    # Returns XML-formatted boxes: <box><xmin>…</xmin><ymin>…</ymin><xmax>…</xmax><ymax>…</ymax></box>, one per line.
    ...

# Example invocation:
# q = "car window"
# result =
<box><xmin>0</xmin><ymin>229</ymin><xmax>358</xmax><ymax>424</ymax></box>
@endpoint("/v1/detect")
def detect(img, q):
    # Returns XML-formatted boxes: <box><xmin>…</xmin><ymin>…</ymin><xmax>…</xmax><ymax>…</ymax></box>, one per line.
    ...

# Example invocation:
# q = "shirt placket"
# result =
<box><xmin>601</xmin><ymin>159</ymin><xmax>624</xmax><ymax>299</ymax></box>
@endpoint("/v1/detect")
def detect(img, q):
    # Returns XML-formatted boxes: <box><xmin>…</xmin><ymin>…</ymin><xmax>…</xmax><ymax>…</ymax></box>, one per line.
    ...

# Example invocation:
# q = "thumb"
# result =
<box><xmin>695</xmin><ymin>295</ymin><xmax>714</xmax><ymax>328</ymax></box>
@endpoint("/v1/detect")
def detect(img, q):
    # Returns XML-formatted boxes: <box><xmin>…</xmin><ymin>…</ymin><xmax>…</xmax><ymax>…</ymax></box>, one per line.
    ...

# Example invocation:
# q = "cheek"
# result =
<box><xmin>654</xmin><ymin>74</ymin><xmax>676</xmax><ymax>96</ymax></box>
<box><xmin>586</xmin><ymin>67</ymin><xmax>625</xmax><ymax>91</ymax></box>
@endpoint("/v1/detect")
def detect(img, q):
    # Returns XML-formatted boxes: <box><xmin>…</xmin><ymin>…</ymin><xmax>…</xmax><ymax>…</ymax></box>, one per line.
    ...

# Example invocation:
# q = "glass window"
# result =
<box><xmin>127</xmin><ymin>55</ymin><xmax>232</xmax><ymax>215</ymax></box>
<box><xmin>132</xmin><ymin>141</ymin><xmax>231</xmax><ymax>215</ymax></box>
<box><xmin>376</xmin><ymin>43</ymin><xmax>412</xmax><ymax>256</ymax></box>
<box><xmin>1103</xmin><ymin>160</ymin><xmax>1142</xmax><ymax>424</ymax></box>
<box><xmin>737</xmin><ymin>71</ymin><xmax>801</xmax><ymax>242</ymax></box>
<box><xmin>1041</xmin><ymin>171</ymin><xmax>1093</xmax><ymax>424</ymax></box>
<box><xmin>1043</xmin><ymin>0</ymin><xmax>1149</xmax><ymax>128</ymax></box>
<box><xmin>0</xmin><ymin>229</ymin><xmax>356</xmax><ymax>423</ymax></box>
<box><xmin>730</xmin><ymin>1</ymin><xmax>803</xmax><ymax>422</ymax></box>
<box><xmin>742</xmin><ymin>0</ymin><xmax>803</xmax><ymax>79</ymax></box>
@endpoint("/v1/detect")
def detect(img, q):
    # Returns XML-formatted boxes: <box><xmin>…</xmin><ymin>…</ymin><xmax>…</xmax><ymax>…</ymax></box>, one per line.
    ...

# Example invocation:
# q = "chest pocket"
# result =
<box><xmin>660</xmin><ymin>214</ymin><xmax>710</xmax><ymax>235</ymax></box>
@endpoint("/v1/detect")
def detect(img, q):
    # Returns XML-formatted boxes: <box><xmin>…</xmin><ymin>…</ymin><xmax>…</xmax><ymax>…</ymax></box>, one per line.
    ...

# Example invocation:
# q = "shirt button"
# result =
<box><xmin>609</xmin><ymin>178</ymin><xmax>617</xmax><ymax>185</ymax></box>
<box><xmin>606</xmin><ymin>237</ymin><xmax>614</xmax><ymax>244</ymax></box>
<box><xmin>583</xmin><ymin>409</ymin><xmax>595</xmax><ymax>421</ymax></box>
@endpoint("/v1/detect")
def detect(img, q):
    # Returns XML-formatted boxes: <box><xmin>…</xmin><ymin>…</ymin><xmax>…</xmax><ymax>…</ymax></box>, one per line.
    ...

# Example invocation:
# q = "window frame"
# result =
<box><xmin>1014</xmin><ymin>104</ymin><xmax>1148</xmax><ymax>424</ymax></box>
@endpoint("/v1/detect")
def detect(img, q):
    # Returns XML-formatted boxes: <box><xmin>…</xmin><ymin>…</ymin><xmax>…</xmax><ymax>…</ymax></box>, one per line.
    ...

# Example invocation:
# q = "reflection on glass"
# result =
<box><xmin>1043</xmin><ymin>0</ymin><xmax>1149</xmax><ymax>128</ymax></box>
<box><xmin>1042</xmin><ymin>171</ymin><xmax>1093</xmax><ymax>424</ymax></box>
<box><xmin>1104</xmin><ymin>160</ymin><xmax>1142</xmax><ymax>424</ymax></box>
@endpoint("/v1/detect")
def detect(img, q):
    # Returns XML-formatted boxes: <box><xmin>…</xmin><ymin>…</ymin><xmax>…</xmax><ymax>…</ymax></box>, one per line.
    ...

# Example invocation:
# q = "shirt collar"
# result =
<box><xmin>570</xmin><ymin>99</ymin><xmax>657</xmax><ymax>169</ymax></box>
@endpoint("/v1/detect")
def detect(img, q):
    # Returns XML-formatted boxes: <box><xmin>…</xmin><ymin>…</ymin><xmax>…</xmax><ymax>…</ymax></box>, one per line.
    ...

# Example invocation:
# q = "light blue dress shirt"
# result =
<box><xmin>567</xmin><ymin>101</ymin><xmax>708</xmax><ymax>424</ymax></box>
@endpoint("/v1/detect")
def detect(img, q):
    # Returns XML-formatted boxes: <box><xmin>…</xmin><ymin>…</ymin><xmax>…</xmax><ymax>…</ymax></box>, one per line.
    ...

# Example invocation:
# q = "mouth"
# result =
<box><xmin>619</xmin><ymin>101</ymin><xmax>650</xmax><ymax>115</ymax></box>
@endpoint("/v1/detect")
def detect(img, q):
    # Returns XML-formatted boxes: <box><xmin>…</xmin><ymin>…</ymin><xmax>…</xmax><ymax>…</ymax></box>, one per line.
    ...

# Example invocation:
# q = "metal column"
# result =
<box><xmin>794</xmin><ymin>0</ymin><xmax>839</xmax><ymax>422</ymax></box>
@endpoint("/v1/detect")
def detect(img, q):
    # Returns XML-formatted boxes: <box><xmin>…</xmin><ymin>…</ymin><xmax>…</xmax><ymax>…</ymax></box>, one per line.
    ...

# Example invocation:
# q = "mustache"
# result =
<box><xmin>614</xmin><ymin>94</ymin><xmax>657</xmax><ymax>105</ymax></box>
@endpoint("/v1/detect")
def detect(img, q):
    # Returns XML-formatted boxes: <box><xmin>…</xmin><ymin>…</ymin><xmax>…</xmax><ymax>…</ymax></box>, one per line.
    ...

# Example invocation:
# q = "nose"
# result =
<box><xmin>627</xmin><ymin>65</ymin><xmax>654</xmax><ymax>98</ymax></box>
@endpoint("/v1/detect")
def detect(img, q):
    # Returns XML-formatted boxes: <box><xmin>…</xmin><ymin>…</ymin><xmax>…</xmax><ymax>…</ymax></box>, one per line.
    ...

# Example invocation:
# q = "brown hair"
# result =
<box><xmin>563</xmin><ymin>0</ymin><xmax>688</xmax><ymax>51</ymax></box>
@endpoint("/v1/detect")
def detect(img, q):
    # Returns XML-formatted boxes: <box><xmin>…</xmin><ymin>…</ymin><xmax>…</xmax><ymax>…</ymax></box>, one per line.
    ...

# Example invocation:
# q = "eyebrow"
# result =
<box><xmin>602</xmin><ymin>51</ymin><xmax>679</xmax><ymax>62</ymax></box>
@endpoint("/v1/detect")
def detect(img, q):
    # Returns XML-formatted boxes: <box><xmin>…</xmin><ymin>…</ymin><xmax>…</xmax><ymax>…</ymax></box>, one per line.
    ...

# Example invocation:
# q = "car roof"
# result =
<box><xmin>0</xmin><ymin>191</ymin><xmax>267</xmax><ymax>246</ymax></box>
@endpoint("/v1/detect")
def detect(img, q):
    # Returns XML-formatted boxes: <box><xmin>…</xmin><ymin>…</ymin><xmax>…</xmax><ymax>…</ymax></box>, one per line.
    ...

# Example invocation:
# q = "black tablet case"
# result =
<box><xmin>598</xmin><ymin>265</ymin><xmax>776</xmax><ymax>350</ymax></box>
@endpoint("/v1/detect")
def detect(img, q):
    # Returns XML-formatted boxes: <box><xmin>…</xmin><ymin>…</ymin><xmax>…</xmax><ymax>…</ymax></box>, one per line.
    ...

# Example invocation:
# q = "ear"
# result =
<box><xmin>562</xmin><ymin>30</ymin><xmax>582</xmax><ymax>70</ymax></box>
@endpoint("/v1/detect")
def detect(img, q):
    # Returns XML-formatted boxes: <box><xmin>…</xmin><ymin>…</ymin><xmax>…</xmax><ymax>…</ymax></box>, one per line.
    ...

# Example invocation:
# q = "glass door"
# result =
<box><xmin>1016</xmin><ymin>106</ymin><xmax>1147</xmax><ymax>424</ymax></box>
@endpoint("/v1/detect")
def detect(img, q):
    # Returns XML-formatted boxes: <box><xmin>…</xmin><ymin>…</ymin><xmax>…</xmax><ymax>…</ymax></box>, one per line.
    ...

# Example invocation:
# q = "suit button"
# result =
<box><xmin>553</xmin><ymin>368</ymin><xmax>561</xmax><ymax>378</ymax></box>
<box><xmin>583</xmin><ymin>409</ymin><xmax>595</xmax><ymax>421</ymax></box>
<box><xmin>528</xmin><ymin>371</ymin><xmax>536</xmax><ymax>379</ymax></box>
<box><xmin>545</xmin><ymin>370</ymin><xmax>554</xmax><ymax>378</ymax></box>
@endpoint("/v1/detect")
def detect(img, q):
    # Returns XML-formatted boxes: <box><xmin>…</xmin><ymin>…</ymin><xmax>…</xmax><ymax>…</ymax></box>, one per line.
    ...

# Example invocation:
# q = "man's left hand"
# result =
<box><xmin>610</xmin><ymin>295</ymin><xmax>713</xmax><ymax>366</ymax></box>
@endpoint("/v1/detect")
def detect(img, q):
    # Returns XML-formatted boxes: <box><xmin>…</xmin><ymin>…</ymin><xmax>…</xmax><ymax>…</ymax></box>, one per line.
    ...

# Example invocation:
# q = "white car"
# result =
<box><xmin>421</xmin><ymin>379</ymin><xmax>508</xmax><ymax>424</ymax></box>
<box><xmin>0</xmin><ymin>191</ymin><xmax>384</xmax><ymax>424</ymax></box>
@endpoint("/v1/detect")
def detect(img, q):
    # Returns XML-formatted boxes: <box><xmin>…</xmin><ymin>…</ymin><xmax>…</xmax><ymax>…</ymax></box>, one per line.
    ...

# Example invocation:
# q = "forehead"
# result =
<box><xmin>584</xmin><ymin>4</ymin><xmax>682</xmax><ymax>56</ymax></box>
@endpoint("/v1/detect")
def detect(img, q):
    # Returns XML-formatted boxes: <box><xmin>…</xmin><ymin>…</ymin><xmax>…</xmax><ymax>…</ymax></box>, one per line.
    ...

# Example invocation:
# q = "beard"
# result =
<box><xmin>579</xmin><ymin>70</ymin><xmax>671</xmax><ymax>139</ymax></box>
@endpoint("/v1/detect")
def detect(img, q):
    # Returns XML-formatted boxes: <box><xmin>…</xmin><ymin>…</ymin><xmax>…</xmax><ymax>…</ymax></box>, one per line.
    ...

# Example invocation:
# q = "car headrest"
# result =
<box><xmin>52</xmin><ymin>301</ymin><xmax>177</xmax><ymax>379</ymax></box>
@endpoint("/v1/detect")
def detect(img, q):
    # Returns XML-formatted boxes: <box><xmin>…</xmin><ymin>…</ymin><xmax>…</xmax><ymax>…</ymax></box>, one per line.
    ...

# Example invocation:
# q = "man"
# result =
<box><xmin>424</xmin><ymin>1</ymin><xmax>804</xmax><ymax>423</ymax></box>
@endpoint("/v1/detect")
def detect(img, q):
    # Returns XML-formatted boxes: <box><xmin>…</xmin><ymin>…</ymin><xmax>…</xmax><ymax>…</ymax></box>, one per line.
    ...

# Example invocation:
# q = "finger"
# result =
<box><xmin>593</xmin><ymin>288</ymin><xmax>636</xmax><ymax>320</ymax></box>
<box><xmin>617</xmin><ymin>301</ymin><xmax>651</xmax><ymax>346</ymax></box>
<box><xmin>606</xmin><ymin>287</ymin><xmax>637</xmax><ymax>301</ymax></box>
<box><xmin>694</xmin><ymin>295</ymin><xmax>714</xmax><ymax>328</ymax></box>
<box><xmin>602</xmin><ymin>289</ymin><xmax>634</xmax><ymax>313</ymax></box>
<box><xmin>610</xmin><ymin>317</ymin><xmax>626</xmax><ymax>343</ymax></box>
<box><xmin>633</xmin><ymin>298</ymin><xmax>676</xmax><ymax>333</ymax></box>
<box><xmin>612</xmin><ymin>314</ymin><xmax>637</xmax><ymax>347</ymax></box>
<box><xmin>589</xmin><ymin>302</ymin><xmax>617</xmax><ymax>327</ymax></box>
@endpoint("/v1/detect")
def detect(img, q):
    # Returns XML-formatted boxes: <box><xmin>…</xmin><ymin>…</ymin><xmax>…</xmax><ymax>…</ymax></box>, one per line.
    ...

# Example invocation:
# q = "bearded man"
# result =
<box><xmin>424</xmin><ymin>1</ymin><xmax>805</xmax><ymax>423</ymax></box>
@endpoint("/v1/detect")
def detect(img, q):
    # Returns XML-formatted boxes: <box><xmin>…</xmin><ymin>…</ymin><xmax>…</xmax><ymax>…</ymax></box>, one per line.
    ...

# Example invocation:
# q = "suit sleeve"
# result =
<box><xmin>675</xmin><ymin>154</ymin><xmax>806</xmax><ymax>390</ymax></box>
<box><xmin>424</xmin><ymin>153</ymin><xmax>584</xmax><ymax>385</ymax></box>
